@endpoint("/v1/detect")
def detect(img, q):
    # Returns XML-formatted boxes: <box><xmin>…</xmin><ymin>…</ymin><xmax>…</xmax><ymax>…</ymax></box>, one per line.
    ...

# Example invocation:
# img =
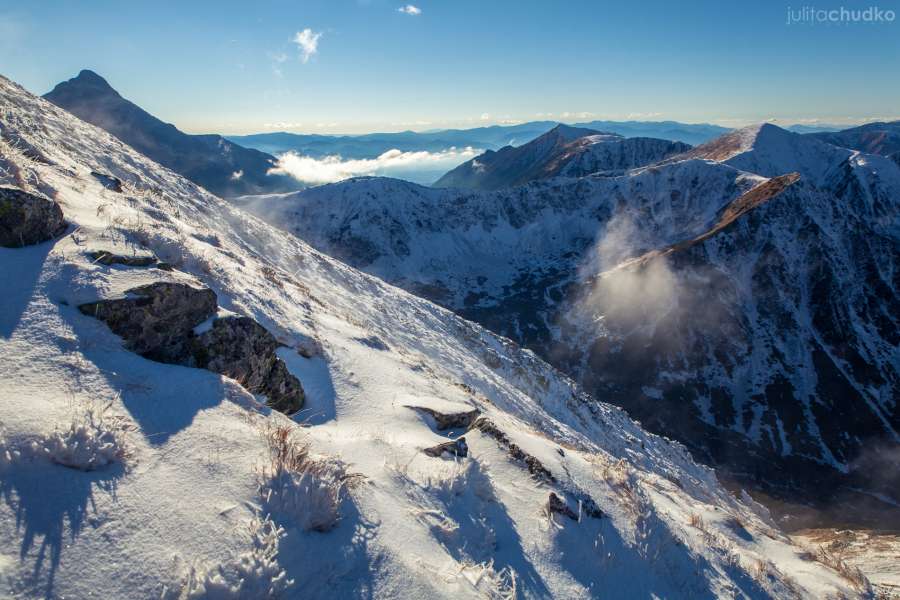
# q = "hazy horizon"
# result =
<box><xmin>2</xmin><ymin>0</ymin><xmax>899</xmax><ymax>135</ymax></box>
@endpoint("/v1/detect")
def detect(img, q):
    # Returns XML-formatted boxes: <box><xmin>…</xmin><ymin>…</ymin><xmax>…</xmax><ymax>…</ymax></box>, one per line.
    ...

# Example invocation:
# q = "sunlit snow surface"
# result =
<box><xmin>0</xmin><ymin>75</ymin><xmax>865</xmax><ymax>598</ymax></box>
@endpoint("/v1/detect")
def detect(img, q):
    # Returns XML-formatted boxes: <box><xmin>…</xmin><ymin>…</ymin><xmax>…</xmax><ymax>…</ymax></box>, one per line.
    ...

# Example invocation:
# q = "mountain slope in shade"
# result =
<box><xmin>43</xmin><ymin>70</ymin><xmax>297</xmax><ymax>198</ymax></box>
<box><xmin>808</xmin><ymin>120</ymin><xmax>900</xmax><ymax>157</ymax></box>
<box><xmin>434</xmin><ymin>124</ymin><xmax>690</xmax><ymax>190</ymax></box>
<box><xmin>1</xmin><ymin>75</ymin><xmax>870</xmax><ymax>599</ymax></box>
<box><xmin>239</xmin><ymin>125</ymin><xmax>900</xmax><ymax>528</ymax></box>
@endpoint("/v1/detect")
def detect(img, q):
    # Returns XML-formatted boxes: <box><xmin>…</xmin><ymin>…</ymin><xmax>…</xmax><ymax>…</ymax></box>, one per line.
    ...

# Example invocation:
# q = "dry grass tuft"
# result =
<box><xmin>258</xmin><ymin>424</ymin><xmax>360</xmax><ymax>532</ymax></box>
<box><xmin>812</xmin><ymin>544</ymin><xmax>872</xmax><ymax>593</ymax></box>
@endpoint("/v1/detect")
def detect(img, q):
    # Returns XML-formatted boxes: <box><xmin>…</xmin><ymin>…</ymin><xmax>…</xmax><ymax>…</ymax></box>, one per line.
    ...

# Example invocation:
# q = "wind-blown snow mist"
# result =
<box><xmin>268</xmin><ymin>147</ymin><xmax>480</xmax><ymax>185</ymax></box>
<box><xmin>575</xmin><ymin>212</ymin><xmax>681</xmax><ymax>330</ymax></box>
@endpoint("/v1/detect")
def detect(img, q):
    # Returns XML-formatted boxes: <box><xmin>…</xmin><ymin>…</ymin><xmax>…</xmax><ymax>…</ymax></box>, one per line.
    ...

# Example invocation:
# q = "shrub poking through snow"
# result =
<box><xmin>458</xmin><ymin>560</ymin><xmax>517</xmax><ymax>600</ymax></box>
<box><xmin>258</xmin><ymin>424</ymin><xmax>353</xmax><ymax>532</ymax></box>
<box><xmin>177</xmin><ymin>516</ymin><xmax>293</xmax><ymax>599</ymax></box>
<box><xmin>37</xmin><ymin>399</ymin><xmax>129</xmax><ymax>471</ymax></box>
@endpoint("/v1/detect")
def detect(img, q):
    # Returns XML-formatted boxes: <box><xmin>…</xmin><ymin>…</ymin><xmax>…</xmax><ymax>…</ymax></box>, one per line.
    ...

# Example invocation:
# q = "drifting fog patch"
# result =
<box><xmin>268</xmin><ymin>147</ymin><xmax>480</xmax><ymax>185</ymax></box>
<box><xmin>575</xmin><ymin>212</ymin><xmax>682</xmax><ymax>331</ymax></box>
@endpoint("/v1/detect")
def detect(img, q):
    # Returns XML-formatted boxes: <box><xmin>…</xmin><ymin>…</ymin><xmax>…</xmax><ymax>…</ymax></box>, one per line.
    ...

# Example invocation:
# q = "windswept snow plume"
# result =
<box><xmin>267</xmin><ymin>147</ymin><xmax>479</xmax><ymax>184</ymax></box>
<box><xmin>576</xmin><ymin>212</ymin><xmax>681</xmax><ymax>330</ymax></box>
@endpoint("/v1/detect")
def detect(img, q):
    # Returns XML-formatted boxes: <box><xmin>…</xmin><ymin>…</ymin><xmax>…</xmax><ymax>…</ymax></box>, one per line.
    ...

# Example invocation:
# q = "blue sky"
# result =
<box><xmin>1</xmin><ymin>0</ymin><xmax>899</xmax><ymax>134</ymax></box>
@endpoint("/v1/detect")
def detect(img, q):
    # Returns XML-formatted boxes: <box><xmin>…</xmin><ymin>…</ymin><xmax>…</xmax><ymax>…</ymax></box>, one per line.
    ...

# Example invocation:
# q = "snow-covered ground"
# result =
<box><xmin>792</xmin><ymin>530</ymin><xmax>900</xmax><ymax>598</ymax></box>
<box><xmin>0</xmin><ymin>74</ymin><xmax>874</xmax><ymax>598</ymax></box>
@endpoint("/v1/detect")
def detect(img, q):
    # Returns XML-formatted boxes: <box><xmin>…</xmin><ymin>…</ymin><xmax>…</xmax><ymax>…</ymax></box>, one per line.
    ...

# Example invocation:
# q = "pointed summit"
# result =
<box><xmin>680</xmin><ymin>122</ymin><xmax>852</xmax><ymax>183</ymax></box>
<box><xmin>435</xmin><ymin>123</ymin><xmax>685</xmax><ymax>190</ymax></box>
<box><xmin>42</xmin><ymin>70</ymin><xmax>297</xmax><ymax>198</ymax></box>
<box><xmin>544</xmin><ymin>123</ymin><xmax>611</xmax><ymax>144</ymax></box>
<box><xmin>46</xmin><ymin>69</ymin><xmax>119</xmax><ymax>100</ymax></box>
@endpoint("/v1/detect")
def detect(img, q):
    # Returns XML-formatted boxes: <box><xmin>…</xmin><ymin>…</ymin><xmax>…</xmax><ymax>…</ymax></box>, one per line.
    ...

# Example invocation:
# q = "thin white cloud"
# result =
<box><xmin>625</xmin><ymin>112</ymin><xmax>662</xmax><ymax>120</ymax></box>
<box><xmin>293</xmin><ymin>28</ymin><xmax>323</xmax><ymax>63</ymax></box>
<box><xmin>398</xmin><ymin>5</ymin><xmax>422</xmax><ymax>15</ymax></box>
<box><xmin>263</xmin><ymin>122</ymin><xmax>304</xmax><ymax>129</ymax></box>
<box><xmin>480</xmin><ymin>113</ymin><xmax>490</xmax><ymax>121</ymax></box>
<box><xmin>560</xmin><ymin>111</ymin><xmax>597</xmax><ymax>120</ymax></box>
<box><xmin>269</xmin><ymin>147</ymin><xmax>479</xmax><ymax>185</ymax></box>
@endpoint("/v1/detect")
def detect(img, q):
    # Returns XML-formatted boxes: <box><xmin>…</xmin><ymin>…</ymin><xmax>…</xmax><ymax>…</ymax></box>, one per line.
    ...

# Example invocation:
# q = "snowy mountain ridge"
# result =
<box><xmin>433</xmin><ymin>124</ymin><xmax>691</xmax><ymax>190</ymax></box>
<box><xmin>0</xmin><ymin>75</ymin><xmax>869</xmax><ymax>598</ymax></box>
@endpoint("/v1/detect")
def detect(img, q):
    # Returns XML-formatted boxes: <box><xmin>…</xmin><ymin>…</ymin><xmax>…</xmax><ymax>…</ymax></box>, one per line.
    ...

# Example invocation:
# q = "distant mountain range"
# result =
<box><xmin>230</xmin><ymin>121</ymin><xmax>728</xmax><ymax>161</ymax></box>
<box><xmin>434</xmin><ymin>124</ymin><xmax>691</xmax><ymax>190</ymax></box>
<box><xmin>43</xmin><ymin>70</ymin><xmax>298</xmax><ymax>198</ymax></box>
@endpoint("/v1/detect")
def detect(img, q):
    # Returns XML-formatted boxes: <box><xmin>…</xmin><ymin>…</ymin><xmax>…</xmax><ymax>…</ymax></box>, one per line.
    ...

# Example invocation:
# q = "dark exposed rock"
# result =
<box><xmin>424</xmin><ymin>437</ymin><xmax>468</xmax><ymax>458</ymax></box>
<box><xmin>0</xmin><ymin>187</ymin><xmax>67</xmax><ymax>247</ymax></box>
<box><xmin>572</xmin><ymin>493</ymin><xmax>604</xmax><ymax>519</ymax></box>
<box><xmin>354</xmin><ymin>335</ymin><xmax>389</xmax><ymax>351</ymax></box>
<box><xmin>192</xmin><ymin>316</ymin><xmax>304</xmax><ymax>414</ymax></box>
<box><xmin>408</xmin><ymin>406</ymin><xmax>480</xmax><ymax>431</ymax></box>
<box><xmin>79</xmin><ymin>282</ymin><xmax>217</xmax><ymax>362</ymax></box>
<box><xmin>470</xmin><ymin>417</ymin><xmax>555</xmax><ymax>483</ymax></box>
<box><xmin>91</xmin><ymin>171</ymin><xmax>123</xmax><ymax>192</ymax></box>
<box><xmin>546</xmin><ymin>492</ymin><xmax>579</xmax><ymax>521</ymax></box>
<box><xmin>79</xmin><ymin>281</ymin><xmax>304</xmax><ymax>414</ymax></box>
<box><xmin>89</xmin><ymin>250</ymin><xmax>159</xmax><ymax>267</ymax></box>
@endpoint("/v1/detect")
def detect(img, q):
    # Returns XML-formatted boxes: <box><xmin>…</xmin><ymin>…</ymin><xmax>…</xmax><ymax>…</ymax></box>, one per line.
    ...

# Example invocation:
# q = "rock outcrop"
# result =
<box><xmin>193</xmin><ymin>316</ymin><xmax>304</xmax><ymax>414</ymax></box>
<box><xmin>79</xmin><ymin>282</ymin><xmax>218</xmax><ymax>362</ymax></box>
<box><xmin>0</xmin><ymin>187</ymin><xmax>67</xmax><ymax>247</ymax></box>
<box><xmin>90</xmin><ymin>171</ymin><xmax>123</xmax><ymax>192</ymax></box>
<box><xmin>408</xmin><ymin>406</ymin><xmax>480</xmax><ymax>431</ymax></box>
<box><xmin>79</xmin><ymin>281</ymin><xmax>304</xmax><ymax>414</ymax></box>
<box><xmin>423</xmin><ymin>437</ymin><xmax>468</xmax><ymax>458</ymax></box>
<box><xmin>546</xmin><ymin>492</ymin><xmax>579</xmax><ymax>521</ymax></box>
<box><xmin>90</xmin><ymin>250</ymin><xmax>161</xmax><ymax>268</ymax></box>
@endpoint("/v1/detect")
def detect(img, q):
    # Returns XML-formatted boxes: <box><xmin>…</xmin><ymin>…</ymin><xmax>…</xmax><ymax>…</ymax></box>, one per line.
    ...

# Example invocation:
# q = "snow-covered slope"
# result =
<box><xmin>0</xmin><ymin>77</ymin><xmax>867</xmax><ymax>598</ymax></box>
<box><xmin>433</xmin><ymin>124</ymin><xmax>689</xmax><ymax>190</ymax></box>
<box><xmin>238</xmin><ymin>124</ymin><xmax>900</xmax><ymax>531</ymax></box>
<box><xmin>677</xmin><ymin>123</ymin><xmax>853</xmax><ymax>185</ymax></box>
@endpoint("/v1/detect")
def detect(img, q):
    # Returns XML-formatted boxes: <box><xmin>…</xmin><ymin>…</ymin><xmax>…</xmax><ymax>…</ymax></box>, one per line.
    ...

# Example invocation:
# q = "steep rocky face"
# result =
<box><xmin>434</xmin><ymin>124</ymin><xmax>689</xmax><ymax>190</ymax></box>
<box><xmin>43</xmin><ymin>70</ymin><xmax>298</xmax><ymax>198</ymax></box>
<box><xmin>0</xmin><ymin>187</ymin><xmax>67</xmax><ymax>247</ymax></box>
<box><xmin>79</xmin><ymin>282</ymin><xmax>304</xmax><ymax>414</ymax></box>
<box><xmin>562</xmin><ymin>176</ymin><xmax>899</xmax><ymax>514</ymax></box>
<box><xmin>238</xmin><ymin>125</ymin><xmax>900</xmax><ymax>523</ymax></box>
